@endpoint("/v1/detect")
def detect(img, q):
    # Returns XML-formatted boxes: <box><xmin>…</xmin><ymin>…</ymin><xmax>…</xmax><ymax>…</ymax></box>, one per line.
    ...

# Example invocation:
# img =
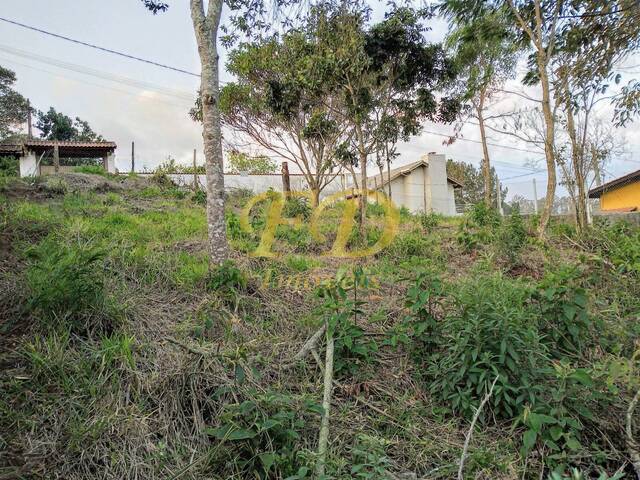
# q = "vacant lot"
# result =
<box><xmin>1</xmin><ymin>174</ymin><xmax>639</xmax><ymax>479</ymax></box>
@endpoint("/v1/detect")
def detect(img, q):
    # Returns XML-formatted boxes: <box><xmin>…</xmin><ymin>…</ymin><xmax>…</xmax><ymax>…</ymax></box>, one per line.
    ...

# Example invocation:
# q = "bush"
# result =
<box><xmin>282</xmin><ymin>196</ymin><xmax>312</xmax><ymax>220</ymax></box>
<box><xmin>27</xmin><ymin>242</ymin><xmax>109</xmax><ymax>330</ymax></box>
<box><xmin>208</xmin><ymin>260</ymin><xmax>248</xmax><ymax>309</ymax></box>
<box><xmin>418</xmin><ymin>212</ymin><xmax>443</xmax><ymax>232</ymax></box>
<box><xmin>72</xmin><ymin>165</ymin><xmax>107</xmax><ymax>176</ymax></box>
<box><xmin>495</xmin><ymin>207</ymin><xmax>528</xmax><ymax>265</ymax></box>
<box><xmin>468</xmin><ymin>202</ymin><xmax>501</xmax><ymax>228</ymax></box>
<box><xmin>191</xmin><ymin>188</ymin><xmax>206</xmax><ymax>205</ymax></box>
<box><xmin>0</xmin><ymin>156</ymin><xmax>19</xmax><ymax>176</ymax></box>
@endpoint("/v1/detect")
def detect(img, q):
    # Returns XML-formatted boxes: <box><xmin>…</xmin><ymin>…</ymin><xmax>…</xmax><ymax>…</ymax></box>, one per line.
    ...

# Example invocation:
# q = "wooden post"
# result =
<box><xmin>281</xmin><ymin>161</ymin><xmax>291</xmax><ymax>198</ymax></box>
<box><xmin>27</xmin><ymin>99</ymin><xmax>32</xmax><ymax>139</ymax></box>
<box><xmin>193</xmin><ymin>148</ymin><xmax>198</xmax><ymax>191</ymax></box>
<box><xmin>131</xmin><ymin>141</ymin><xmax>135</xmax><ymax>173</ymax></box>
<box><xmin>53</xmin><ymin>143</ymin><xmax>60</xmax><ymax>173</ymax></box>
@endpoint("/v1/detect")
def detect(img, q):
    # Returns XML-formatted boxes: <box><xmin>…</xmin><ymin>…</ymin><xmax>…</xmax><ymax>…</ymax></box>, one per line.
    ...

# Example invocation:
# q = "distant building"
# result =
<box><xmin>365</xmin><ymin>153</ymin><xmax>463</xmax><ymax>215</ymax></box>
<box><xmin>0</xmin><ymin>140</ymin><xmax>117</xmax><ymax>177</ymax></box>
<box><xmin>588</xmin><ymin>169</ymin><xmax>640</xmax><ymax>212</ymax></box>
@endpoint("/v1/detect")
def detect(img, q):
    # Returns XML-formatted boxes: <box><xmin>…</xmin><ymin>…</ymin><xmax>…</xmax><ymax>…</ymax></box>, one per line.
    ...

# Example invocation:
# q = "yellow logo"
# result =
<box><xmin>238</xmin><ymin>189</ymin><xmax>399</xmax><ymax>258</ymax></box>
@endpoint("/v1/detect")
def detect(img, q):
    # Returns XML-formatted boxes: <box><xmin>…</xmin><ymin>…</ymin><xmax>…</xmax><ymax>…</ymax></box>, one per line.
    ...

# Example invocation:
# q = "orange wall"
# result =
<box><xmin>600</xmin><ymin>180</ymin><xmax>640</xmax><ymax>211</ymax></box>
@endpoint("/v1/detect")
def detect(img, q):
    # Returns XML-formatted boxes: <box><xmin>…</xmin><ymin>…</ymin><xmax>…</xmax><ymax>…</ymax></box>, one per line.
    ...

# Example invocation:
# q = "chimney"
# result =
<box><xmin>423</xmin><ymin>152</ymin><xmax>452</xmax><ymax>215</ymax></box>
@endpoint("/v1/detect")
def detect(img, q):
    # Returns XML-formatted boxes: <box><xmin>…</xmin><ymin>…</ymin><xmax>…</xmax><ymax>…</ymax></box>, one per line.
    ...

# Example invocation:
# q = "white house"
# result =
<box><xmin>364</xmin><ymin>153</ymin><xmax>462</xmax><ymax>215</ymax></box>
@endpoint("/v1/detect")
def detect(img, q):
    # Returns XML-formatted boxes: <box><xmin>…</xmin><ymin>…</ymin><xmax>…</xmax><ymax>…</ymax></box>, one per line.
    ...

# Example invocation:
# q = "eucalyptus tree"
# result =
<box><xmin>141</xmin><ymin>0</ymin><xmax>301</xmax><ymax>265</ymax></box>
<box><xmin>439</xmin><ymin>5</ymin><xmax>520</xmax><ymax>207</ymax></box>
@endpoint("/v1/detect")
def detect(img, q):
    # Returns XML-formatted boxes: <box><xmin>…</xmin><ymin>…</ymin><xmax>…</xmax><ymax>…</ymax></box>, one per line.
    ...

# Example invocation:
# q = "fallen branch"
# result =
<box><xmin>281</xmin><ymin>324</ymin><xmax>326</xmax><ymax>370</ymax></box>
<box><xmin>626</xmin><ymin>386</ymin><xmax>640</xmax><ymax>480</ymax></box>
<box><xmin>315</xmin><ymin>322</ymin><xmax>334</xmax><ymax>478</ymax></box>
<box><xmin>458</xmin><ymin>376</ymin><xmax>499</xmax><ymax>480</ymax></box>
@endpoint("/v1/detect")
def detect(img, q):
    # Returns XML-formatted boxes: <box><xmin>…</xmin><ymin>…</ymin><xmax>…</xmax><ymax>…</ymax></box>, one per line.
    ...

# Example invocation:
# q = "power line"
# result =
<box><xmin>0</xmin><ymin>44</ymin><xmax>197</xmax><ymax>102</ymax></box>
<box><xmin>0</xmin><ymin>15</ymin><xmax>200</xmax><ymax>77</ymax></box>
<box><xmin>422</xmin><ymin>129</ymin><xmax>543</xmax><ymax>155</ymax></box>
<box><xmin>501</xmin><ymin>170</ymin><xmax>547</xmax><ymax>181</ymax></box>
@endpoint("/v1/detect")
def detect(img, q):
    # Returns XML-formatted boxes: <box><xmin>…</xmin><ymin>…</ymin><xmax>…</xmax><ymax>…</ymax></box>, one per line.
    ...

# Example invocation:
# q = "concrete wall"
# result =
<box><xmin>19</xmin><ymin>152</ymin><xmax>38</xmax><ymax>177</ymax></box>
<box><xmin>424</xmin><ymin>153</ymin><xmax>454</xmax><ymax>215</ymax></box>
<box><xmin>600</xmin><ymin>181</ymin><xmax>640</xmax><ymax>211</ymax></box>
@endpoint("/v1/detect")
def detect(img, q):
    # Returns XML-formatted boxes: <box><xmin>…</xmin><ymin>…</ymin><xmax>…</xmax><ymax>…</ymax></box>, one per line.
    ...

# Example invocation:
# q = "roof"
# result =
<box><xmin>588</xmin><ymin>169</ymin><xmax>640</xmax><ymax>198</ymax></box>
<box><xmin>22</xmin><ymin>140</ymin><xmax>116</xmax><ymax>148</ymax></box>
<box><xmin>367</xmin><ymin>159</ymin><xmax>464</xmax><ymax>189</ymax></box>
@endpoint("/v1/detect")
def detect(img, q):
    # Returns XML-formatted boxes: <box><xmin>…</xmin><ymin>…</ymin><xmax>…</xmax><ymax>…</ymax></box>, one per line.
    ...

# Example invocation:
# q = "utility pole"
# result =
<box><xmin>497</xmin><ymin>179</ymin><xmax>504</xmax><ymax>216</ymax></box>
<box><xmin>532</xmin><ymin>178</ymin><xmax>539</xmax><ymax>214</ymax></box>
<box><xmin>193</xmin><ymin>148</ymin><xmax>198</xmax><ymax>191</ymax></box>
<box><xmin>27</xmin><ymin>99</ymin><xmax>32</xmax><ymax>139</ymax></box>
<box><xmin>131</xmin><ymin>141</ymin><xmax>135</xmax><ymax>173</ymax></box>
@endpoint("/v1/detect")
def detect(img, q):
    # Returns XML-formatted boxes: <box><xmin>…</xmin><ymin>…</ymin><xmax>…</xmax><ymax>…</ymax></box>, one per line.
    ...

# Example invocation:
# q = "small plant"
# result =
<box><xmin>191</xmin><ymin>188</ymin><xmax>206</xmax><ymax>205</ymax></box>
<box><xmin>418</xmin><ymin>211</ymin><xmax>443</xmax><ymax>232</ymax></box>
<box><xmin>72</xmin><ymin>165</ymin><xmax>107</xmax><ymax>176</ymax></box>
<box><xmin>468</xmin><ymin>202</ymin><xmax>501</xmax><ymax>228</ymax></box>
<box><xmin>350</xmin><ymin>434</ymin><xmax>392</xmax><ymax>479</ymax></box>
<box><xmin>495</xmin><ymin>206</ymin><xmax>528</xmax><ymax>265</ymax></box>
<box><xmin>27</xmin><ymin>242</ymin><xmax>109</xmax><ymax>330</ymax></box>
<box><xmin>0</xmin><ymin>156</ymin><xmax>19</xmax><ymax>176</ymax></box>
<box><xmin>208</xmin><ymin>260</ymin><xmax>248</xmax><ymax>310</ymax></box>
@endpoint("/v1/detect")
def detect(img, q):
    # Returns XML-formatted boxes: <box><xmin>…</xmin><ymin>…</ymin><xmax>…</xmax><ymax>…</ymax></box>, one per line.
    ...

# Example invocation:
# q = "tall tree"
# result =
<box><xmin>218</xmin><ymin>22</ymin><xmax>348</xmax><ymax>206</ymax></box>
<box><xmin>35</xmin><ymin>107</ymin><xmax>105</xmax><ymax>142</ymax></box>
<box><xmin>447</xmin><ymin>158</ymin><xmax>507</xmax><ymax>209</ymax></box>
<box><xmin>142</xmin><ymin>0</ymin><xmax>300</xmax><ymax>265</ymax></box>
<box><xmin>0</xmin><ymin>65</ymin><xmax>29</xmax><ymax>141</ymax></box>
<box><xmin>440</xmin><ymin>4</ymin><xmax>519</xmax><ymax>207</ymax></box>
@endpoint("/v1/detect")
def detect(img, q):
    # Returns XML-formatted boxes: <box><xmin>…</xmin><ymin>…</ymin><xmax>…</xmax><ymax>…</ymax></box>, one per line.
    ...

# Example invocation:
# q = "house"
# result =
<box><xmin>1</xmin><ymin>140</ymin><xmax>117</xmax><ymax>177</ymax></box>
<box><xmin>366</xmin><ymin>153</ymin><xmax>463</xmax><ymax>215</ymax></box>
<box><xmin>588</xmin><ymin>169</ymin><xmax>640</xmax><ymax>212</ymax></box>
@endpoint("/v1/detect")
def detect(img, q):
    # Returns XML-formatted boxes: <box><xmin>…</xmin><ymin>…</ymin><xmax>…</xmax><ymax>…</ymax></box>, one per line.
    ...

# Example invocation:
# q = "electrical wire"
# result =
<box><xmin>0</xmin><ymin>16</ymin><xmax>200</xmax><ymax>77</ymax></box>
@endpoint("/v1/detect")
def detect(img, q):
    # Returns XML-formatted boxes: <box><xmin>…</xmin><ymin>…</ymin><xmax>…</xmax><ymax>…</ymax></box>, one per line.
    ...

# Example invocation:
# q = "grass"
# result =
<box><xmin>0</xmin><ymin>175</ymin><xmax>638</xmax><ymax>480</ymax></box>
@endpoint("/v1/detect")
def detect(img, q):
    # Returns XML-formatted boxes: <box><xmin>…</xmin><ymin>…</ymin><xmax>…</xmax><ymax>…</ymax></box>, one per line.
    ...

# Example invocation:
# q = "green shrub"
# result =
<box><xmin>72</xmin><ymin>165</ymin><xmax>107</xmax><ymax>176</ymax></box>
<box><xmin>495</xmin><ymin>207</ymin><xmax>528</xmax><ymax>265</ymax></box>
<box><xmin>191</xmin><ymin>188</ymin><xmax>206</xmax><ymax>205</ymax></box>
<box><xmin>208</xmin><ymin>260</ymin><xmax>247</xmax><ymax>309</ymax></box>
<box><xmin>468</xmin><ymin>202</ymin><xmax>501</xmax><ymax>228</ymax></box>
<box><xmin>590</xmin><ymin>220</ymin><xmax>640</xmax><ymax>275</ymax></box>
<box><xmin>386</xmin><ymin>229</ymin><xmax>432</xmax><ymax>258</ymax></box>
<box><xmin>418</xmin><ymin>212</ymin><xmax>443</xmax><ymax>232</ymax></box>
<box><xmin>0</xmin><ymin>156</ymin><xmax>19</xmax><ymax>176</ymax></box>
<box><xmin>282</xmin><ymin>196</ymin><xmax>312</xmax><ymax>220</ymax></box>
<box><xmin>27</xmin><ymin>242</ymin><xmax>109</xmax><ymax>329</ymax></box>
<box><xmin>423</xmin><ymin>274</ymin><xmax>546</xmax><ymax>419</ymax></box>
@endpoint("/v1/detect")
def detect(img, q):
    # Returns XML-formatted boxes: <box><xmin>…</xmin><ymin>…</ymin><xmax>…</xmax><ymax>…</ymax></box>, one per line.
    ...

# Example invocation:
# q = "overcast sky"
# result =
<box><xmin>1</xmin><ymin>0</ymin><xmax>639</xmax><ymax>200</ymax></box>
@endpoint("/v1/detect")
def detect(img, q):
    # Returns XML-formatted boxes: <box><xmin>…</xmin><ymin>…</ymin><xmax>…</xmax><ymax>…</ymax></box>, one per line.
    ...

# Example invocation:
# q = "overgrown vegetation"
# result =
<box><xmin>1</xmin><ymin>177</ymin><xmax>638</xmax><ymax>479</ymax></box>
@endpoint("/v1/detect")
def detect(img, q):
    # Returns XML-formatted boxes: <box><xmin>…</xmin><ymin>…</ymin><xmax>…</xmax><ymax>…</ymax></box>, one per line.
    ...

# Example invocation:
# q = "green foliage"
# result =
<box><xmin>191</xmin><ymin>188</ymin><xmax>207</xmax><ymax>205</ymax></box>
<box><xmin>386</xmin><ymin>228</ymin><xmax>434</xmax><ymax>258</ymax></box>
<box><xmin>418</xmin><ymin>211</ymin><xmax>443</xmax><ymax>232</ymax></box>
<box><xmin>0</xmin><ymin>65</ymin><xmax>29</xmax><ymax>140</ymax></box>
<box><xmin>208</xmin><ymin>260</ymin><xmax>248</xmax><ymax>308</ymax></box>
<box><xmin>495</xmin><ymin>207</ymin><xmax>528</xmax><ymax>265</ymax></box>
<box><xmin>36</xmin><ymin>106</ymin><xmax>104</xmax><ymax>142</ymax></box>
<box><xmin>349</xmin><ymin>434</ymin><xmax>392</xmax><ymax>479</ymax></box>
<box><xmin>27</xmin><ymin>241</ymin><xmax>111</xmax><ymax>330</ymax></box>
<box><xmin>72</xmin><ymin>165</ymin><xmax>108</xmax><ymax>176</ymax></box>
<box><xmin>0</xmin><ymin>156</ymin><xmax>19</xmax><ymax>176</ymax></box>
<box><xmin>282</xmin><ymin>196</ymin><xmax>312</xmax><ymax>220</ymax></box>
<box><xmin>534</xmin><ymin>266</ymin><xmax>592</xmax><ymax>355</ymax></box>
<box><xmin>590</xmin><ymin>219</ymin><xmax>640</xmax><ymax>275</ymax></box>
<box><xmin>227</xmin><ymin>150</ymin><xmax>277</xmax><ymax>174</ymax></box>
<box><xmin>468</xmin><ymin>201</ymin><xmax>501</xmax><ymax>228</ymax></box>
<box><xmin>205</xmin><ymin>389</ymin><xmax>316</xmax><ymax>478</ymax></box>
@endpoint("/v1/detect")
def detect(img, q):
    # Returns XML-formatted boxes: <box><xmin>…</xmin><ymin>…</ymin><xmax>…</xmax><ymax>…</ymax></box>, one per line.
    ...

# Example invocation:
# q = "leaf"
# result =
<box><xmin>569</xmin><ymin>369</ymin><xmax>593</xmax><ymax>386</ymax></box>
<box><xmin>235</xmin><ymin>363</ymin><xmax>245</xmax><ymax>384</ymax></box>
<box><xmin>522</xmin><ymin>429</ymin><xmax>537</xmax><ymax>453</ymax></box>
<box><xmin>259</xmin><ymin>452</ymin><xmax>276</xmax><ymax>472</ymax></box>
<box><xmin>549</xmin><ymin>425</ymin><xmax>563</xmax><ymax>441</ymax></box>
<box><xmin>562</xmin><ymin>304</ymin><xmax>576</xmax><ymax>321</ymax></box>
<box><xmin>565</xmin><ymin>436</ymin><xmax>583</xmax><ymax>451</ymax></box>
<box><xmin>205</xmin><ymin>425</ymin><xmax>257</xmax><ymax>441</ymax></box>
<box><xmin>260</xmin><ymin>418</ymin><xmax>281</xmax><ymax>430</ymax></box>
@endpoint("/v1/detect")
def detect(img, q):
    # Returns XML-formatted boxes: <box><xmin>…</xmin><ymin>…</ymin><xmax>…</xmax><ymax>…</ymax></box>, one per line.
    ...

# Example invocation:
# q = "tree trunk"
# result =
<box><xmin>385</xmin><ymin>142</ymin><xmax>392</xmax><ymax>200</ymax></box>
<box><xmin>564</xmin><ymin>92</ymin><xmax>588</xmax><ymax>231</ymax></box>
<box><xmin>315</xmin><ymin>322</ymin><xmax>334</xmax><ymax>478</ymax></box>
<box><xmin>191</xmin><ymin>0</ymin><xmax>228</xmax><ymax>266</ymax></box>
<box><xmin>476</xmin><ymin>93</ymin><xmax>492</xmax><ymax>207</ymax></box>
<box><xmin>536</xmin><ymin>53</ymin><xmax>557</xmax><ymax>237</ymax></box>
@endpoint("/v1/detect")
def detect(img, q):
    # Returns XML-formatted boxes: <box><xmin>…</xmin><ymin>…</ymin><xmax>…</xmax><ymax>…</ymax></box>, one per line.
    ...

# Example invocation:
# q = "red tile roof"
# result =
<box><xmin>23</xmin><ymin>140</ymin><xmax>116</xmax><ymax>148</ymax></box>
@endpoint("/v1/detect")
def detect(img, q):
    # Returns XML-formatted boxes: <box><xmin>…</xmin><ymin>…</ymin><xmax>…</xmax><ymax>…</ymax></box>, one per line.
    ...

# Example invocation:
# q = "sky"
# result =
<box><xmin>1</xmin><ymin>0</ymin><xmax>639</xmax><ymax>201</ymax></box>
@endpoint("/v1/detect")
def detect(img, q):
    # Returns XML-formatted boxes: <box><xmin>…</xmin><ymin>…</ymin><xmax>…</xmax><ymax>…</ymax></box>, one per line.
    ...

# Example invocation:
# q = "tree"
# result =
<box><xmin>142</xmin><ymin>0</ymin><xmax>299</xmax><ymax>265</ymax></box>
<box><xmin>227</xmin><ymin>150</ymin><xmax>277</xmax><ymax>174</ymax></box>
<box><xmin>35</xmin><ymin>107</ymin><xmax>105</xmax><ymax>142</ymax></box>
<box><xmin>0</xmin><ymin>65</ymin><xmax>29</xmax><ymax>141</ymax></box>
<box><xmin>218</xmin><ymin>17</ymin><xmax>348</xmax><ymax>206</ymax></box>
<box><xmin>316</xmin><ymin>4</ymin><xmax>459</xmax><ymax>229</ymax></box>
<box><xmin>447</xmin><ymin>158</ymin><xmax>507</xmax><ymax>210</ymax></box>
<box><xmin>440</xmin><ymin>4</ymin><xmax>520</xmax><ymax>207</ymax></box>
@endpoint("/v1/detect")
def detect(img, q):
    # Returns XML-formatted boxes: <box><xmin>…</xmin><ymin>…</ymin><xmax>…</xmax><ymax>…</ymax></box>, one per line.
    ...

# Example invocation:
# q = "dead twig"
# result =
<box><xmin>281</xmin><ymin>324</ymin><xmax>326</xmax><ymax>370</ymax></box>
<box><xmin>458</xmin><ymin>376</ymin><xmax>499</xmax><ymax>480</ymax></box>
